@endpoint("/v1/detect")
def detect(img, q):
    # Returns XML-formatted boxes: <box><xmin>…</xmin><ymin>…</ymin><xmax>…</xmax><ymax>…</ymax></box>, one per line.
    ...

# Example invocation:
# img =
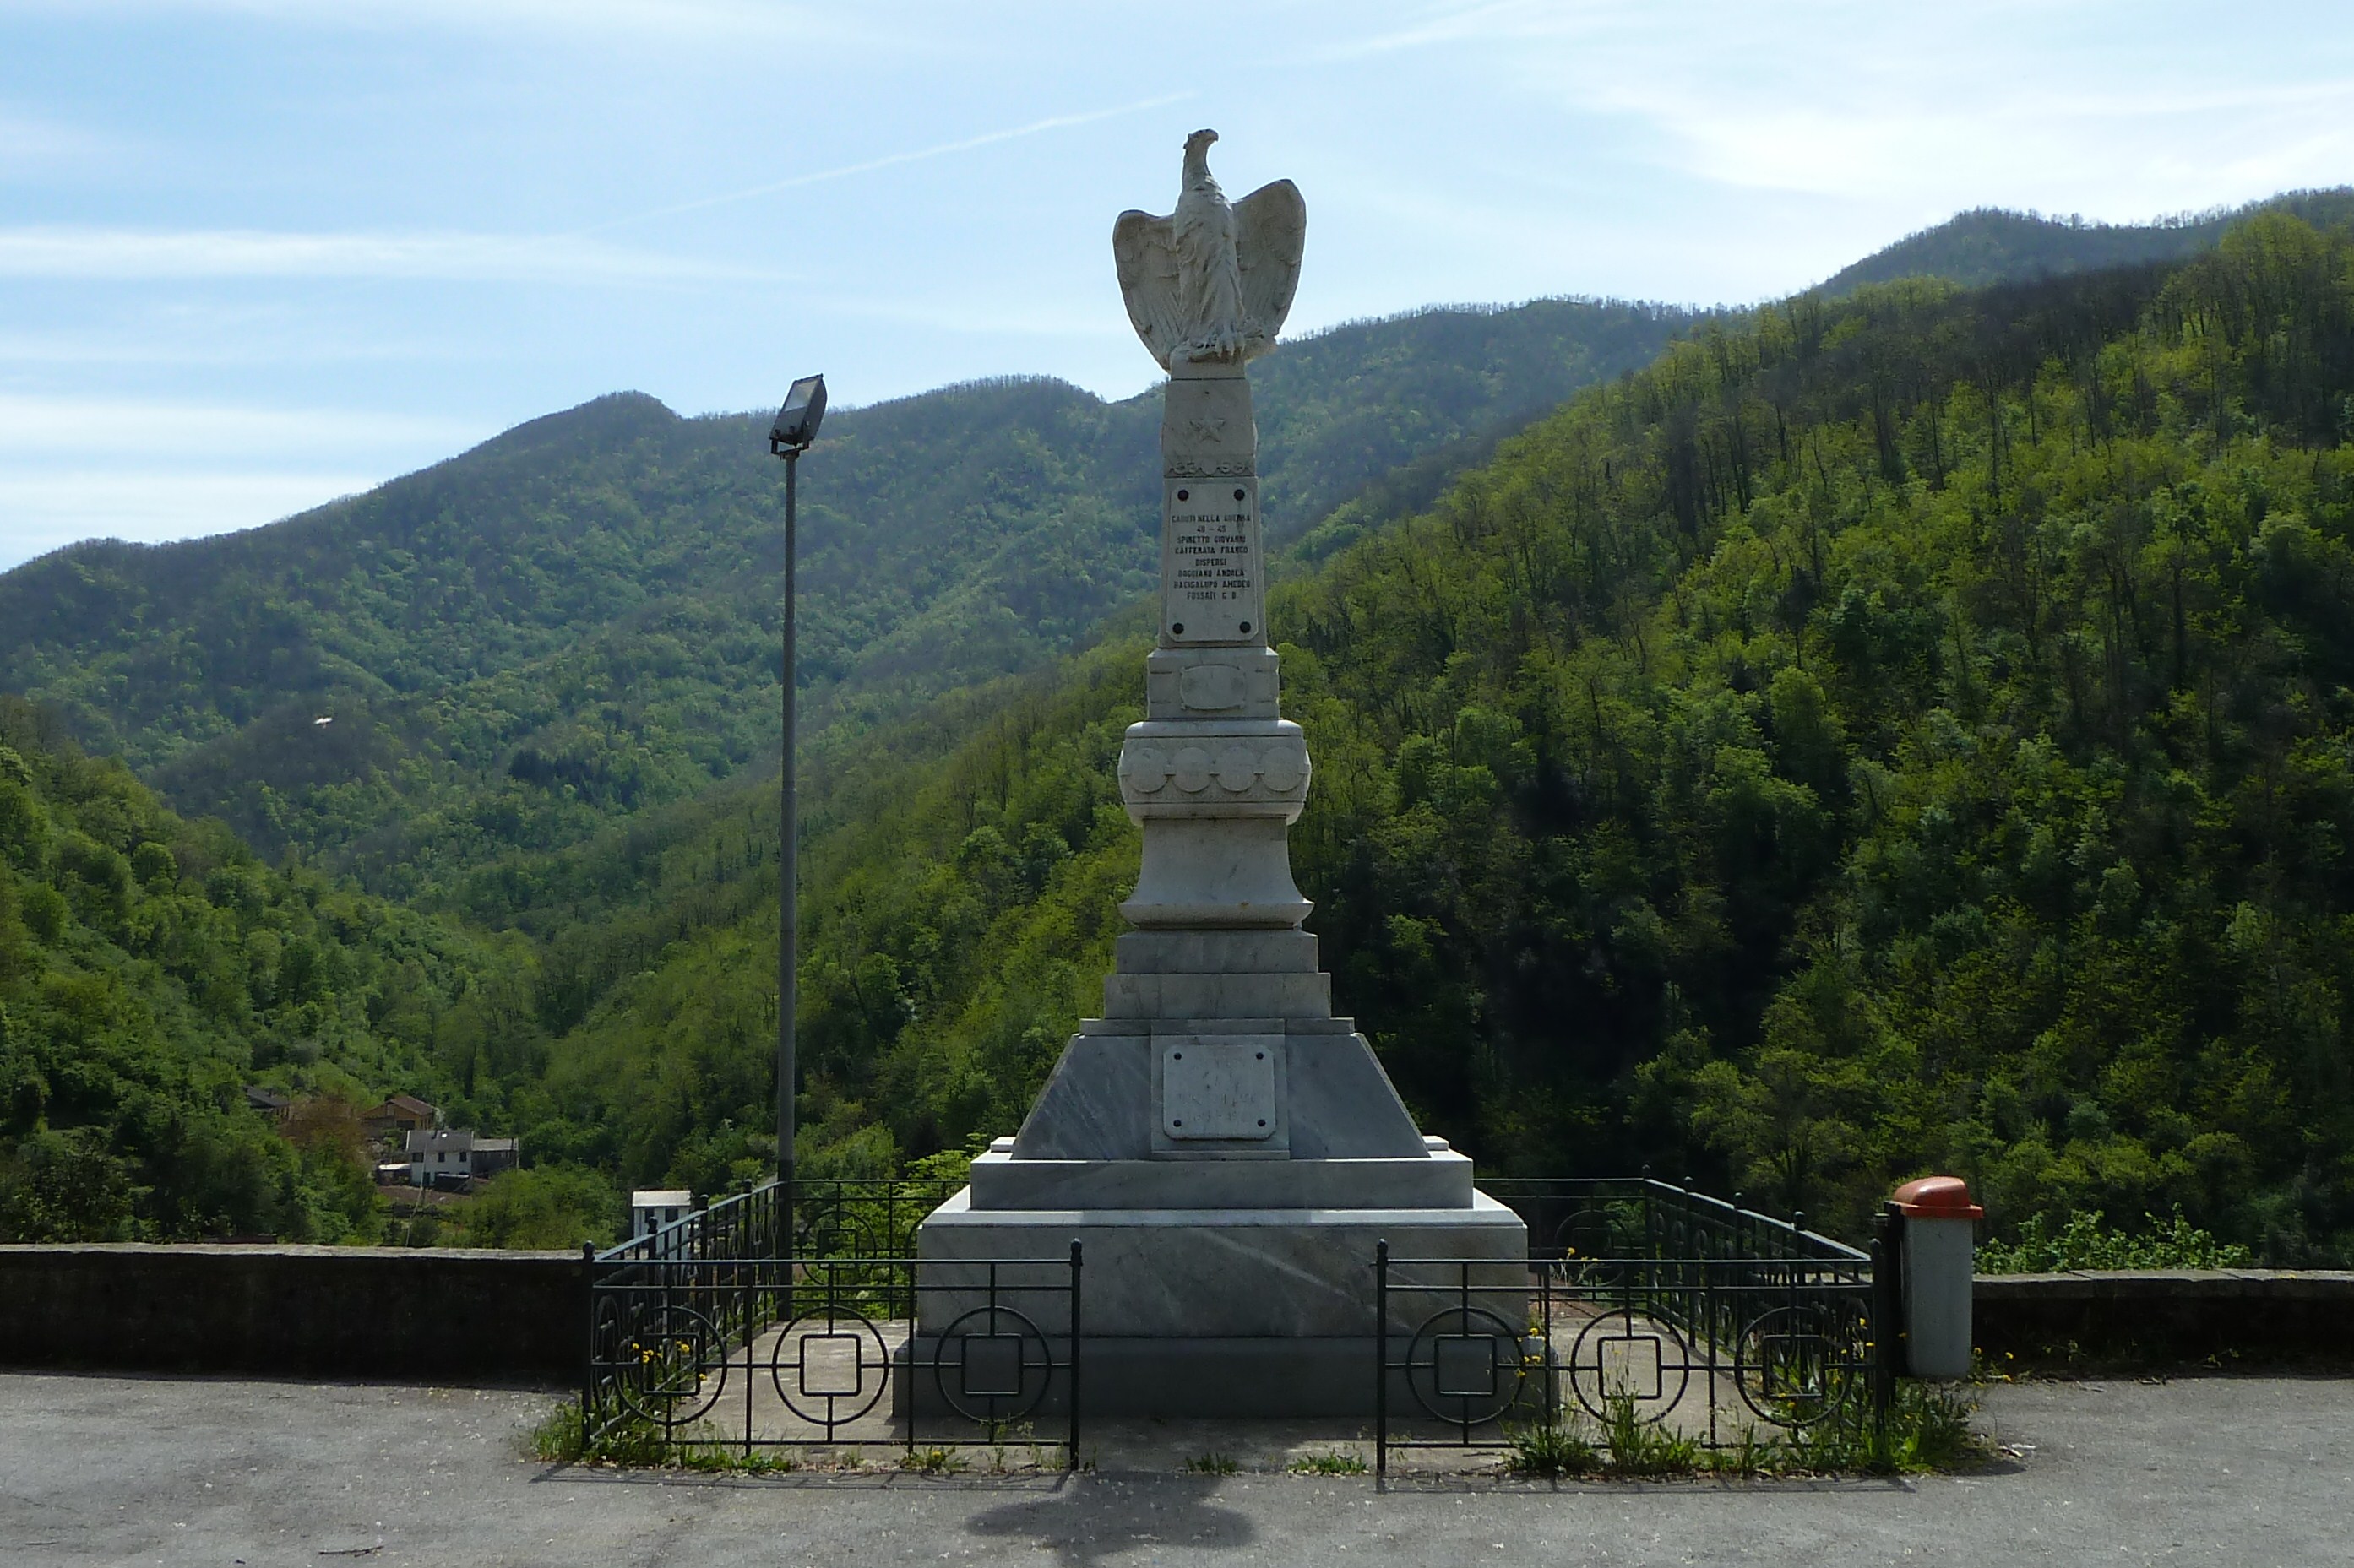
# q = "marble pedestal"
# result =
<box><xmin>912</xmin><ymin>930</ymin><xmax>1528</xmax><ymax>1416</ymax></box>
<box><xmin>912</xmin><ymin>1185</ymin><xmax>1525</xmax><ymax>1415</ymax></box>
<box><xmin>909</xmin><ymin>340</ymin><xmax>1525</xmax><ymax>1417</ymax></box>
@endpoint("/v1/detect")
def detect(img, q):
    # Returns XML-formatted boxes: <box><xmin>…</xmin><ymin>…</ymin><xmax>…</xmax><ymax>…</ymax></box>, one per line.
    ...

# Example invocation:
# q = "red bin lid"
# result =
<box><xmin>1893</xmin><ymin>1175</ymin><xmax>1984</xmax><ymax>1219</ymax></box>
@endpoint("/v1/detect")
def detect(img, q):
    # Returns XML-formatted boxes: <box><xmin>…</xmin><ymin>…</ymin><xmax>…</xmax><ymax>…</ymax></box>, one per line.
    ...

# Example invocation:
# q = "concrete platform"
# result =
<box><xmin>9</xmin><ymin>1370</ymin><xmax>2354</xmax><ymax>1564</ymax></box>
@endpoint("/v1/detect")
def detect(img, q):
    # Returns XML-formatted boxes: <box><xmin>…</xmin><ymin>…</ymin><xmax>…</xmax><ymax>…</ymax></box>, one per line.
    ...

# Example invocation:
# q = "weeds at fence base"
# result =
<box><xmin>526</xmin><ymin>1402</ymin><xmax>796</xmax><ymax>1473</ymax></box>
<box><xmin>1502</xmin><ymin>1384</ymin><xmax>1986</xmax><ymax>1479</ymax></box>
<box><xmin>1785</xmin><ymin>1381</ymin><xmax>1984</xmax><ymax>1474</ymax></box>
<box><xmin>1501</xmin><ymin>1418</ymin><xmax>1600</xmax><ymax>1477</ymax></box>
<box><xmin>1182</xmin><ymin>1452</ymin><xmax>1239</xmax><ymax>1475</ymax></box>
<box><xmin>1288</xmin><ymin>1451</ymin><xmax>1371</xmax><ymax>1476</ymax></box>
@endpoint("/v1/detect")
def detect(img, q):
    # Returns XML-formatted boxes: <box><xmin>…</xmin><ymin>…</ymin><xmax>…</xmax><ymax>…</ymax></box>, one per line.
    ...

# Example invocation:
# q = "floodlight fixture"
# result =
<box><xmin>769</xmin><ymin>374</ymin><xmax>828</xmax><ymax>455</ymax></box>
<box><xmin>767</xmin><ymin>370</ymin><xmax>826</xmax><ymax>1211</ymax></box>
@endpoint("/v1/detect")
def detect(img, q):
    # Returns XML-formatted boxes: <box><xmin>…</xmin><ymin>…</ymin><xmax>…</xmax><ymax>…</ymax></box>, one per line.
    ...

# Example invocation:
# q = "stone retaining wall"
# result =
<box><xmin>1972</xmin><ymin>1269</ymin><xmax>2354</xmax><ymax>1365</ymax></box>
<box><xmin>0</xmin><ymin>1244</ymin><xmax>584</xmax><ymax>1384</ymax></box>
<box><xmin>3</xmin><ymin>1248</ymin><xmax>2346</xmax><ymax>1384</ymax></box>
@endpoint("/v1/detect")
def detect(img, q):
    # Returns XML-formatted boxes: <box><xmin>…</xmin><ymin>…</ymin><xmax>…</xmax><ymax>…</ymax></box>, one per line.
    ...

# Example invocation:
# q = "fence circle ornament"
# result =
<box><xmin>769</xmin><ymin>1305</ymin><xmax>894</xmax><ymax>1427</ymax></box>
<box><xmin>1565</xmin><ymin>1308</ymin><xmax>1693</xmax><ymax>1427</ymax></box>
<box><xmin>1401</xmin><ymin>1305</ymin><xmax>1527</xmax><ymax>1428</ymax></box>
<box><xmin>1545</xmin><ymin>1205</ymin><xmax>1639</xmax><ymax>1293</ymax></box>
<box><xmin>1732</xmin><ymin>1302</ymin><xmax>1863</xmax><ymax>1428</ymax></box>
<box><xmin>929</xmin><ymin>1305</ymin><xmax>1055</xmax><ymax>1424</ymax></box>
<box><xmin>612</xmin><ymin>1303</ymin><xmax>729</xmax><ymax>1428</ymax></box>
<box><xmin>793</xmin><ymin>1199</ymin><xmax>882</xmax><ymax>1261</ymax></box>
<box><xmin>590</xmin><ymin>1292</ymin><xmax>629</xmax><ymax>1367</ymax></box>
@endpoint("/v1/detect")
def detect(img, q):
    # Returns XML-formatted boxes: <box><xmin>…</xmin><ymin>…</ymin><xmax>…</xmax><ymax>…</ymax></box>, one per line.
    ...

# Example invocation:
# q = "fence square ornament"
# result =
<box><xmin>1432</xmin><ymin>1334</ymin><xmax>1500</xmax><ymax>1399</ymax></box>
<box><xmin>797</xmin><ymin>1332</ymin><xmax>865</xmax><ymax>1398</ymax></box>
<box><xmin>960</xmin><ymin>1333</ymin><xmax>1027</xmax><ymax>1398</ymax></box>
<box><xmin>1596</xmin><ymin>1331</ymin><xmax>1666</xmax><ymax>1401</ymax></box>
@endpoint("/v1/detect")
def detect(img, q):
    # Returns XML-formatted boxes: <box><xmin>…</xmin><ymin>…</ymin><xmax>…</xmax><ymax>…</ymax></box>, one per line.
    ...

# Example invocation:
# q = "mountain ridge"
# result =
<box><xmin>1818</xmin><ymin>187</ymin><xmax>2354</xmax><ymax>296</ymax></box>
<box><xmin>0</xmin><ymin>297</ymin><xmax>1697</xmax><ymax>889</ymax></box>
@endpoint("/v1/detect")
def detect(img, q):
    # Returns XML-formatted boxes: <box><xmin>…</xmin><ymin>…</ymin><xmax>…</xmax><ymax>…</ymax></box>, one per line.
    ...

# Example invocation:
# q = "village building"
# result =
<box><xmin>401</xmin><ymin>1128</ymin><xmax>519</xmax><ymax>1190</ymax></box>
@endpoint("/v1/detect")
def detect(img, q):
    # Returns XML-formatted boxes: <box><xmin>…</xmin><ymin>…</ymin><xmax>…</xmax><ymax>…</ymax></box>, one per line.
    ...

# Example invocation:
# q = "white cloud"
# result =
<box><xmin>0</xmin><ymin>227</ymin><xmax>781</xmax><ymax>285</ymax></box>
<box><xmin>0</xmin><ymin>323</ymin><xmax>465</xmax><ymax>367</ymax></box>
<box><xmin>0</xmin><ymin>470</ymin><xmax>386</xmax><ymax>570</ymax></box>
<box><xmin>0</xmin><ymin>103</ymin><xmax>122</xmax><ymax>176</ymax></box>
<box><xmin>0</xmin><ymin>0</ymin><xmax>867</xmax><ymax>41</ymax></box>
<box><xmin>0</xmin><ymin>393</ymin><xmax>479</xmax><ymax>461</ymax></box>
<box><xmin>1328</xmin><ymin>0</ymin><xmax>2354</xmax><ymax>215</ymax></box>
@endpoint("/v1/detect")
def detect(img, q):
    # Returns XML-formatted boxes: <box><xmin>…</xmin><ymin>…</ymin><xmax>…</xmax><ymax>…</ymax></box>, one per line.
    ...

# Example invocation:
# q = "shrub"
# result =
<box><xmin>1977</xmin><ymin>1207</ymin><xmax>2255</xmax><ymax>1273</ymax></box>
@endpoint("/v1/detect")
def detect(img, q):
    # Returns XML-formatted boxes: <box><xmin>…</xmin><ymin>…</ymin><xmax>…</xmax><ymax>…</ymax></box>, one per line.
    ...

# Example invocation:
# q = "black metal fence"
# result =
<box><xmin>584</xmin><ymin>1180</ymin><xmax>1082</xmax><ymax>1468</ymax></box>
<box><xmin>583</xmin><ymin>1173</ymin><xmax>1892</xmax><ymax>1475</ymax></box>
<box><xmin>791</xmin><ymin>1176</ymin><xmax>966</xmax><ymax>1261</ymax></box>
<box><xmin>1375</xmin><ymin>1178</ymin><xmax>1889</xmax><ymax>1472</ymax></box>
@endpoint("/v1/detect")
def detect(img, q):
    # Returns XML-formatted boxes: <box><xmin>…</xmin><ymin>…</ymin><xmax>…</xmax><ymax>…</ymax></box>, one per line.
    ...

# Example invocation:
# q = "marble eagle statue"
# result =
<box><xmin>1112</xmin><ymin>128</ymin><xmax>1306</xmax><ymax>370</ymax></box>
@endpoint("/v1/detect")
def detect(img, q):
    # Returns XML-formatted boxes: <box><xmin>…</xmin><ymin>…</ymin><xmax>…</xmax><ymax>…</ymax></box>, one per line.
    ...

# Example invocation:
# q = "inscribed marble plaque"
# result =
<box><xmin>1161</xmin><ymin>478</ymin><xmax>1264</xmax><ymax>645</ymax></box>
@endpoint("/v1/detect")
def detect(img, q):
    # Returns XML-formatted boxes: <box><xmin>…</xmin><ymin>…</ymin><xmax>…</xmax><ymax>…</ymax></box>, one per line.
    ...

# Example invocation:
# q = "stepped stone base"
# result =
<box><xmin>916</xmin><ymin>903</ymin><xmax>1530</xmax><ymax>1413</ymax></box>
<box><xmin>912</xmin><ymin>1191</ymin><xmax>1527</xmax><ymax>1414</ymax></box>
<box><xmin>967</xmin><ymin>1148</ymin><xmax>1473</xmax><ymax>1210</ymax></box>
<box><xmin>908</xmin><ymin>1191</ymin><xmax>1535</xmax><ymax>1412</ymax></box>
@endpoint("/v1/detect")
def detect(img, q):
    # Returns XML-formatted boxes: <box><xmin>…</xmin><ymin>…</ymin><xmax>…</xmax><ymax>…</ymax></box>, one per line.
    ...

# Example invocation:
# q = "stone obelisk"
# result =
<box><xmin>913</xmin><ymin>131</ymin><xmax>1525</xmax><ymax>1416</ymax></box>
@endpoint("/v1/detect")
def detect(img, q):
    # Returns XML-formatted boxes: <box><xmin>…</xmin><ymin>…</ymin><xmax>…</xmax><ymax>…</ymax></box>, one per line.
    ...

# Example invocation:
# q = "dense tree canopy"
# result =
<box><xmin>0</xmin><ymin>700</ymin><xmax>490</xmax><ymax>1241</ymax></box>
<box><xmin>623</xmin><ymin>214</ymin><xmax>2354</xmax><ymax>1258</ymax></box>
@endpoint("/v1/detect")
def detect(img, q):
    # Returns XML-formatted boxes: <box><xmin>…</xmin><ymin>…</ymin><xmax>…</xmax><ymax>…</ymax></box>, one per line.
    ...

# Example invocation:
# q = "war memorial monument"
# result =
<box><xmin>914</xmin><ymin>129</ymin><xmax>1527</xmax><ymax>1415</ymax></box>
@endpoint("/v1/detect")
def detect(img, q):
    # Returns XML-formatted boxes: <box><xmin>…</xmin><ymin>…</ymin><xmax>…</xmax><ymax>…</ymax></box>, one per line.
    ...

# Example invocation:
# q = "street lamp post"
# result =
<box><xmin>767</xmin><ymin>373</ymin><xmax>827</xmax><ymax>1246</ymax></box>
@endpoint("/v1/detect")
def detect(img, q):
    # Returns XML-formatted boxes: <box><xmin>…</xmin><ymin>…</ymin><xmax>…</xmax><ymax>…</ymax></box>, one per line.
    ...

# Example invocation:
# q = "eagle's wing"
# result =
<box><xmin>1112</xmin><ymin>208</ymin><xmax>1184</xmax><ymax>371</ymax></box>
<box><xmin>1233</xmin><ymin>179</ymin><xmax>1306</xmax><ymax>349</ymax></box>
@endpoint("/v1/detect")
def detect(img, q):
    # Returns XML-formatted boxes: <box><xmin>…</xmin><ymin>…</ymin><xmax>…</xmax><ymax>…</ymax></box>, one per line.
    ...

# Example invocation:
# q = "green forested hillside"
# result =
<box><xmin>0</xmin><ymin>300</ymin><xmax>1692</xmax><ymax>900</ymax></box>
<box><xmin>11</xmin><ymin>198</ymin><xmax>2354</xmax><ymax>1257</ymax></box>
<box><xmin>1820</xmin><ymin>187</ymin><xmax>2354</xmax><ymax>296</ymax></box>
<box><xmin>481</xmin><ymin>215</ymin><xmax>2354</xmax><ymax>1261</ymax></box>
<box><xmin>0</xmin><ymin>699</ymin><xmax>494</xmax><ymax>1241</ymax></box>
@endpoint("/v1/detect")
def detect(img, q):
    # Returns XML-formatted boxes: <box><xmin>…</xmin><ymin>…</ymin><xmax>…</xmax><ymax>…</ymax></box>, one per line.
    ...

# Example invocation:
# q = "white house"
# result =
<box><xmin>403</xmin><ymin>1128</ymin><xmax>520</xmax><ymax>1188</ymax></box>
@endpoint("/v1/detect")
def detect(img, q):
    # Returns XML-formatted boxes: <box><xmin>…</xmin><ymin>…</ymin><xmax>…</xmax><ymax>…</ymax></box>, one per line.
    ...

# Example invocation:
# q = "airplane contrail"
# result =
<box><xmin>566</xmin><ymin>91</ymin><xmax>1199</xmax><ymax>238</ymax></box>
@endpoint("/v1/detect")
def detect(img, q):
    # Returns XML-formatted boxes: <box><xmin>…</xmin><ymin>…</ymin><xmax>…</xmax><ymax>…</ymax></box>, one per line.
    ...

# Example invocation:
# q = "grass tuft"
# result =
<box><xmin>1503</xmin><ymin>1419</ymin><xmax>1600</xmax><ymax>1477</ymax></box>
<box><xmin>899</xmin><ymin>1446</ymin><xmax>965</xmax><ymax>1475</ymax></box>
<box><xmin>525</xmin><ymin>1400</ymin><xmax>796</xmax><ymax>1473</ymax></box>
<box><xmin>1597</xmin><ymin>1393</ymin><xmax>1701</xmax><ymax>1476</ymax></box>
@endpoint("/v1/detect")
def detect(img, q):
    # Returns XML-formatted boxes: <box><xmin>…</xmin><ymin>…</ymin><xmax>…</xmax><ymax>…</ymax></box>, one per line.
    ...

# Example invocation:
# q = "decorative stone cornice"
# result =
<box><xmin>1117</xmin><ymin>719</ymin><xmax>1311</xmax><ymax>821</ymax></box>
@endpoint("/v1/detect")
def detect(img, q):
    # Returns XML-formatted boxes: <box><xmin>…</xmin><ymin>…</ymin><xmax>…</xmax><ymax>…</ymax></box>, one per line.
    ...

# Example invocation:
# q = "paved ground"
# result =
<box><xmin>3</xmin><ymin>1370</ymin><xmax>2349</xmax><ymax>1565</ymax></box>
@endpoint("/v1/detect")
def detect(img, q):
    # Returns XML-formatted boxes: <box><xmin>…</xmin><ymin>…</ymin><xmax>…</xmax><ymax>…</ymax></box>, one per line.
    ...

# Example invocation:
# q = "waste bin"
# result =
<box><xmin>1893</xmin><ymin>1175</ymin><xmax>1982</xmax><ymax>1378</ymax></box>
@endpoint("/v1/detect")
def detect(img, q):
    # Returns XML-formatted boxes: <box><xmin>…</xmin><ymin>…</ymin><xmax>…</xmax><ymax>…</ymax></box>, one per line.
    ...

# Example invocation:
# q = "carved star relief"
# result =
<box><xmin>1186</xmin><ymin>415</ymin><xmax>1228</xmax><ymax>443</ymax></box>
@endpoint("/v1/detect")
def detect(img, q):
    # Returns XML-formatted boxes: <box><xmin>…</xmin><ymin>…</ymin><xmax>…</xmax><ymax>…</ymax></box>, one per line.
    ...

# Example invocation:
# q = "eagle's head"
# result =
<box><xmin>1182</xmin><ymin>128</ymin><xmax>1220</xmax><ymax>187</ymax></box>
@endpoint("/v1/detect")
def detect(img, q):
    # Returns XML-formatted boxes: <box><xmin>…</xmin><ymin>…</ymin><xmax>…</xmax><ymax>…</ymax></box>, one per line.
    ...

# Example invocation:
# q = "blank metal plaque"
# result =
<box><xmin>1159</xmin><ymin>1036</ymin><xmax>1280</xmax><ymax>1140</ymax></box>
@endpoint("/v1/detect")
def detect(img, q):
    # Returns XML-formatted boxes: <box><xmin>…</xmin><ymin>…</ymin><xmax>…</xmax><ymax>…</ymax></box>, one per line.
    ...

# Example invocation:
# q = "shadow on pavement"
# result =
<box><xmin>965</xmin><ymin>1474</ymin><xmax>1256</xmax><ymax>1565</ymax></box>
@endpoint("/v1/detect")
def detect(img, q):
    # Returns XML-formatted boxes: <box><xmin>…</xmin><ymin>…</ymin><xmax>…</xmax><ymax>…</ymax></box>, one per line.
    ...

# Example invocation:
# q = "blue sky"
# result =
<box><xmin>3</xmin><ymin>0</ymin><xmax>2351</xmax><ymax>569</ymax></box>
